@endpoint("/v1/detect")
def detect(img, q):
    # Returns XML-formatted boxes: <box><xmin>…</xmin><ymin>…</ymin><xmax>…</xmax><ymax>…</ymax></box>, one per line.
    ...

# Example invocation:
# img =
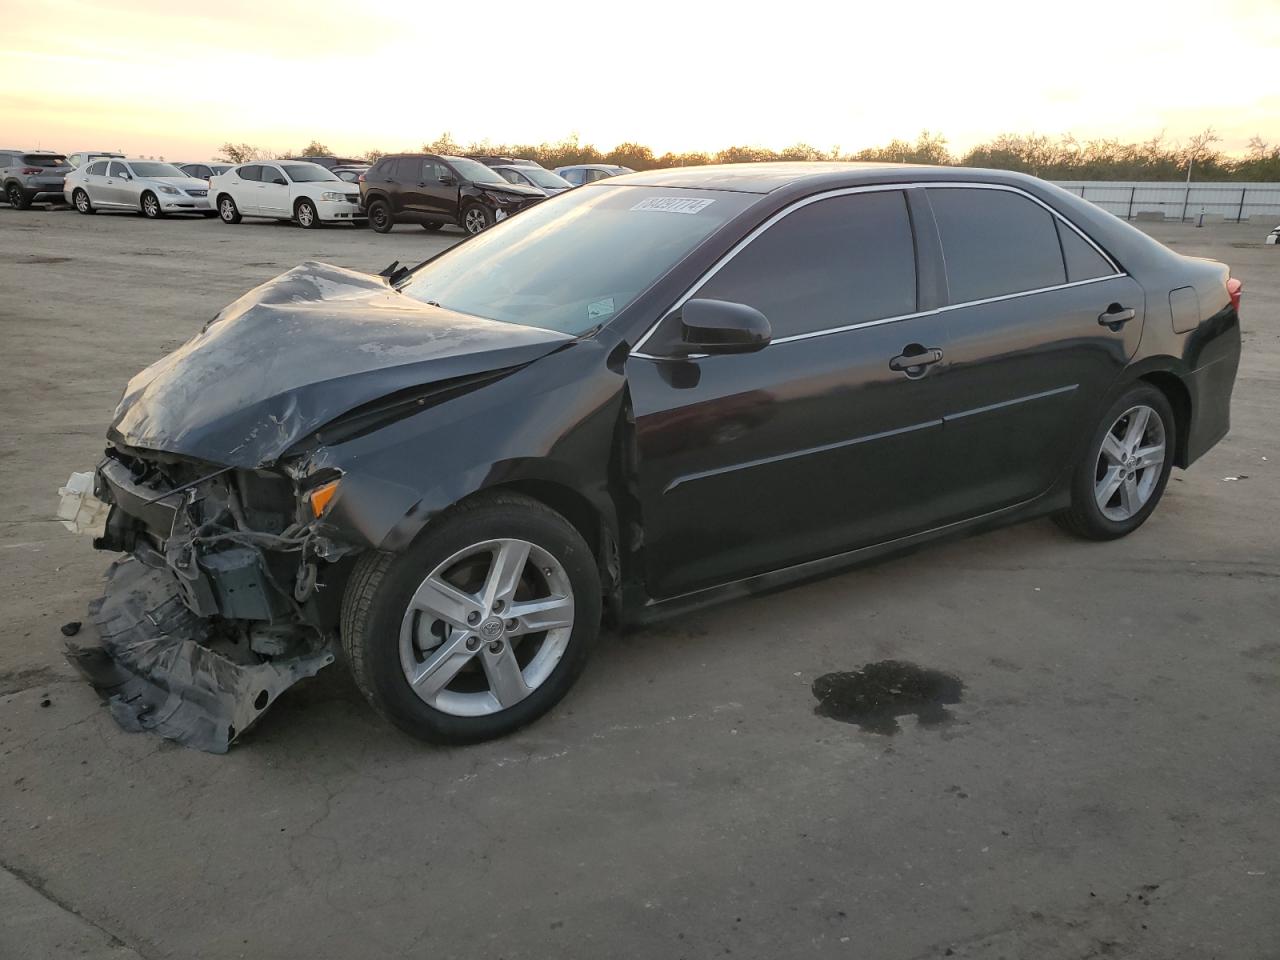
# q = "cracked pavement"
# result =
<box><xmin>1</xmin><ymin>211</ymin><xmax>1277</xmax><ymax>959</ymax></box>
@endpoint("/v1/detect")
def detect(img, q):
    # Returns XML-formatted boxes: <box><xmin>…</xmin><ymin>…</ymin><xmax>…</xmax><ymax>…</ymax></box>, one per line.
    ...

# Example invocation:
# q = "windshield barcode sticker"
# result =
<box><xmin>630</xmin><ymin>197</ymin><xmax>715</xmax><ymax>215</ymax></box>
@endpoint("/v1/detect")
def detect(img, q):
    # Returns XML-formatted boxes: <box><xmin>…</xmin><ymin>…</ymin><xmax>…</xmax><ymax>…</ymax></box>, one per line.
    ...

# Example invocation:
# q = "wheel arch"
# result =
<box><xmin>1133</xmin><ymin>366</ymin><xmax>1192</xmax><ymax>469</ymax></box>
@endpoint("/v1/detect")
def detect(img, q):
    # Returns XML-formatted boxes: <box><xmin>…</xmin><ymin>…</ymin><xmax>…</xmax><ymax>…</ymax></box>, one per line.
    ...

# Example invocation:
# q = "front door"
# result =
<box><xmin>258</xmin><ymin>164</ymin><xmax>291</xmax><ymax>217</ymax></box>
<box><xmin>101</xmin><ymin>160</ymin><xmax>132</xmax><ymax>207</ymax></box>
<box><xmin>626</xmin><ymin>189</ymin><xmax>955</xmax><ymax>599</ymax></box>
<box><xmin>919</xmin><ymin>186</ymin><xmax>1147</xmax><ymax>517</ymax></box>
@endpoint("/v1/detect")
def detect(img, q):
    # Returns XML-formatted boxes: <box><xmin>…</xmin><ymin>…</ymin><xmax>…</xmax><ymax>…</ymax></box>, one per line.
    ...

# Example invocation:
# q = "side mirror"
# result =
<box><xmin>678</xmin><ymin>298</ymin><xmax>771</xmax><ymax>355</ymax></box>
<box><xmin>120</xmin><ymin>171</ymin><xmax>132</xmax><ymax>180</ymax></box>
<box><xmin>439</xmin><ymin>174</ymin><xmax>455</xmax><ymax>185</ymax></box>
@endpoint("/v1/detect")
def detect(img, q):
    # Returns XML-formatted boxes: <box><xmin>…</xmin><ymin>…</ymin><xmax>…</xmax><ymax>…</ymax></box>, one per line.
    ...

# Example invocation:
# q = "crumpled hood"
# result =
<box><xmin>109</xmin><ymin>261</ymin><xmax>572</xmax><ymax>467</ymax></box>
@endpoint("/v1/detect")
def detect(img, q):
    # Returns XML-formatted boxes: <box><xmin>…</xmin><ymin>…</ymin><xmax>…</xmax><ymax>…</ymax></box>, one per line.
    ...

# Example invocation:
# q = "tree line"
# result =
<box><xmin>219</xmin><ymin>130</ymin><xmax>1280</xmax><ymax>181</ymax></box>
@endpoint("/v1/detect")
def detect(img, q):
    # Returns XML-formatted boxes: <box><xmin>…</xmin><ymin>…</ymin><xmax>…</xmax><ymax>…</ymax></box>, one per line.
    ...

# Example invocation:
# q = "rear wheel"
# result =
<box><xmin>1054</xmin><ymin>384</ymin><xmax>1175</xmax><ymax>540</ymax></box>
<box><xmin>73</xmin><ymin>189</ymin><xmax>95</xmax><ymax>215</ymax></box>
<box><xmin>341</xmin><ymin>492</ymin><xmax>601</xmax><ymax>744</ymax></box>
<box><xmin>462</xmin><ymin>204</ymin><xmax>492</xmax><ymax>235</ymax></box>
<box><xmin>6</xmin><ymin>183</ymin><xmax>31</xmax><ymax>209</ymax></box>
<box><xmin>368</xmin><ymin>199</ymin><xmax>393</xmax><ymax>233</ymax></box>
<box><xmin>218</xmin><ymin>195</ymin><xmax>242</xmax><ymax>224</ymax></box>
<box><xmin>295</xmin><ymin>198</ymin><xmax>321</xmax><ymax>229</ymax></box>
<box><xmin>140</xmin><ymin>191</ymin><xmax>163</xmax><ymax>218</ymax></box>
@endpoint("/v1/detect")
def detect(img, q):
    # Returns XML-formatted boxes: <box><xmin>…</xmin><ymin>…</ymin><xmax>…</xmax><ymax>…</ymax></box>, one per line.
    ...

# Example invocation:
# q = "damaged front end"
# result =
<box><xmin>66</xmin><ymin>446</ymin><xmax>350</xmax><ymax>752</ymax></box>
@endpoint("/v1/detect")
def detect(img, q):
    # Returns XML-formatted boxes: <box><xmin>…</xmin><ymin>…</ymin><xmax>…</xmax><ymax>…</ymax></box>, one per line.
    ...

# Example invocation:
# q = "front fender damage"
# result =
<box><xmin>68</xmin><ymin>558</ymin><xmax>336</xmax><ymax>754</ymax></box>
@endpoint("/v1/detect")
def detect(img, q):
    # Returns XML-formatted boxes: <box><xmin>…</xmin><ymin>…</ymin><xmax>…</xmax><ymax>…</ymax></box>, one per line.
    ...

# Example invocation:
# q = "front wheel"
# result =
<box><xmin>73</xmin><ymin>189</ymin><xmax>95</xmax><ymax>215</ymax></box>
<box><xmin>368</xmin><ymin>199</ymin><xmax>393</xmax><ymax>233</ymax></box>
<box><xmin>140</xmin><ymin>191</ymin><xmax>163</xmax><ymax>218</ymax></box>
<box><xmin>218</xmin><ymin>195</ymin><xmax>242</xmax><ymax>224</ymax></box>
<box><xmin>341</xmin><ymin>492</ymin><xmax>601</xmax><ymax>744</ymax></box>
<box><xmin>1054</xmin><ymin>384</ymin><xmax>1175</xmax><ymax>540</ymax></box>
<box><xmin>295</xmin><ymin>198</ymin><xmax>321</xmax><ymax>229</ymax></box>
<box><xmin>462</xmin><ymin>204</ymin><xmax>493</xmax><ymax>235</ymax></box>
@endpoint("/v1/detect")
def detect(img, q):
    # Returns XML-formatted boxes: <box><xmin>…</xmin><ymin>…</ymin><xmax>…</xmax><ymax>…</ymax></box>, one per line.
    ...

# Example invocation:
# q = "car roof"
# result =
<box><xmin>607</xmin><ymin>161</ymin><xmax>1057</xmax><ymax>195</ymax></box>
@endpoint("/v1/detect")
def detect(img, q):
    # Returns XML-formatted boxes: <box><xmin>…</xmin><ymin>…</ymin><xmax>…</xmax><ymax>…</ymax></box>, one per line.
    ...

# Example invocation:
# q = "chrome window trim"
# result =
<box><xmin>630</xmin><ymin>180</ymin><xmax>1126</xmax><ymax>360</ymax></box>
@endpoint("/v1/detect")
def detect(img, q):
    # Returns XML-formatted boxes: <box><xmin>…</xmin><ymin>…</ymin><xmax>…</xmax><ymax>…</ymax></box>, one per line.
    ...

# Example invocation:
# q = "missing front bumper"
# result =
<box><xmin>67</xmin><ymin>557</ymin><xmax>336</xmax><ymax>753</ymax></box>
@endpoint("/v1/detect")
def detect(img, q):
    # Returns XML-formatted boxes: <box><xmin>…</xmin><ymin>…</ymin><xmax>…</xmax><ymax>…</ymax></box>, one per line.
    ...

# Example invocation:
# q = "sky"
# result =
<box><xmin>2</xmin><ymin>0</ymin><xmax>1277</xmax><ymax>162</ymax></box>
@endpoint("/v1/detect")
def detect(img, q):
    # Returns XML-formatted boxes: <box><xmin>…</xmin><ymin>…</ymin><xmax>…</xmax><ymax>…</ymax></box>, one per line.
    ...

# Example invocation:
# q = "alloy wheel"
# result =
<box><xmin>297</xmin><ymin>201</ymin><xmax>315</xmax><ymax>227</ymax></box>
<box><xmin>398</xmin><ymin>538</ymin><xmax>575</xmax><ymax>717</ymax></box>
<box><xmin>75</xmin><ymin>190</ymin><xmax>90</xmax><ymax>213</ymax></box>
<box><xmin>220</xmin><ymin>198</ymin><xmax>235</xmax><ymax>221</ymax></box>
<box><xmin>1094</xmin><ymin>404</ymin><xmax>1166</xmax><ymax>521</ymax></box>
<box><xmin>142</xmin><ymin>194</ymin><xmax>159</xmax><ymax>217</ymax></box>
<box><xmin>464</xmin><ymin>208</ymin><xmax>488</xmax><ymax>234</ymax></box>
<box><xmin>7</xmin><ymin>185</ymin><xmax>20</xmax><ymax>206</ymax></box>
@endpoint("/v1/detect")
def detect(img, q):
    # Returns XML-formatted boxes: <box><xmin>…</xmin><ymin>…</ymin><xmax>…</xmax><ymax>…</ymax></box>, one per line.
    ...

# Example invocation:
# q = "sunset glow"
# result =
<box><xmin>3</xmin><ymin>0</ymin><xmax>1277</xmax><ymax>161</ymax></box>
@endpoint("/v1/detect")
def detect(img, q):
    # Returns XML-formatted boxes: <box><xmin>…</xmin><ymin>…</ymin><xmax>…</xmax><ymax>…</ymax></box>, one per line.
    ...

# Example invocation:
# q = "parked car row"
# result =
<box><xmin>3</xmin><ymin>147</ymin><xmax>633</xmax><ymax>233</ymax></box>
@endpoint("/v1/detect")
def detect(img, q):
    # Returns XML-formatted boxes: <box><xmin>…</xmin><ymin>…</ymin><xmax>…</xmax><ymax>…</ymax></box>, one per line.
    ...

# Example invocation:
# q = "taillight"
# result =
<box><xmin>21</xmin><ymin>167</ymin><xmax>42</xmax><ymax>175</ymax></box>
<box><xmin>1227</xmin><ymin>277</ymin><xmax>1242</xmax><ymax>312</ymax></box>
<box><xmin>358</xmin><ymin>173</ymin><xmax>366</xmax><ymax>183</ymax></box>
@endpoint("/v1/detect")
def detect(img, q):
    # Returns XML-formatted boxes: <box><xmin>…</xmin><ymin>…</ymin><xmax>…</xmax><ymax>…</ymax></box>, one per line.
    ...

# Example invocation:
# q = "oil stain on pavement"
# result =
<box><xmin>812</xmin><ymin>660</ymin><xmax>963</xmax><ymax>734</ymax></box>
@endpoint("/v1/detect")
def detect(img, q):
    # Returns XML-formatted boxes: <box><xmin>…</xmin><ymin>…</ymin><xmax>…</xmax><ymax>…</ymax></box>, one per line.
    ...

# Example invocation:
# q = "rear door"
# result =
<box><xmin>923</xmin><ymin>185</ymin><xmax>1144</xmax><ymax>516</ymax></box>
<box><xmin>627</xmin><ymin>189</ymin><xmax>955</xmax><ymax>598</ymax></box>
<box><xmin>232</xmin><ymin>164</ymin><xmax>262</xmax><ymax>214</ymax></box>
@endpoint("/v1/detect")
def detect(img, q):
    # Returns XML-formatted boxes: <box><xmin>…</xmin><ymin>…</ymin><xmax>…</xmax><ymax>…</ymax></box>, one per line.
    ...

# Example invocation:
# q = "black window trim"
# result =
<box><xmin>631</xmin><ymin>181</ymin><xmax>1124</xmax><ymax>360</ymax></box>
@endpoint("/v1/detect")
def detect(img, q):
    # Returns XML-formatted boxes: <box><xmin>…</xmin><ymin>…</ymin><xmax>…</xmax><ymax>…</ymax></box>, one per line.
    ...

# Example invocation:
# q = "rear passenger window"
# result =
<box><xmin>1056</xmin><ymin>219</ymin><xmax>1114</xmax><ymax>282</ymax></box>
<box><xmin>929</xmin><ymin>188</ymin><xmax>1066</xmax><ymax>302</ymax></box>
<box><xmin>695</xmin><ymin>191</ymin><xmax>917</xmax><ymax>340</ymax></box>
<box><xmin>238</xmin><ymin>165</ymin><xmax>261</xmax><ymax>182</ymax></box>
<box><xmin>87</xmin><ymin>161</ymin><xmax>107</xmax><ymax>175</ymax></box>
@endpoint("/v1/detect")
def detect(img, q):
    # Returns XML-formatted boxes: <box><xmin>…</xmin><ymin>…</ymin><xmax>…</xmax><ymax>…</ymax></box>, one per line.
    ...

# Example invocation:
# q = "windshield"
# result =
<box><xmin>519</xmin><ymin>167</ymin><xmax>571</xmax><ymax>188</ymax></box>
<box><xmin>131</xmin><ymin>162</ymin><xmax>184</xmax><ymax>178</ymax></box>
<box><xmin>447</xmin><ymin>157</ymin><xmax>508</xmax><ymax>186</ymax></box>
<box><xmin>282</xmin><ymin>163</ymin><xmax>340</xmax><ymax>183</ymax></box>
<box><xmin>400</xmin><ymin>185</ymin><xmax>754</xmax><ymax>335</ymax></box>
<box><xmin>23</xmin><ymin>154</ymin><xmax>67</xmax><ymax>167</ymax></box>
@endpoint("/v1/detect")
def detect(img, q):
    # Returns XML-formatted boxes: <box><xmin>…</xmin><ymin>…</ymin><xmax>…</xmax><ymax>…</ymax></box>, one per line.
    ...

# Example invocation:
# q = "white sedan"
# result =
<box><xmin>209</xmin><ymin>160</ymin><xmax>365</xmax><ymax>228</ymax></box>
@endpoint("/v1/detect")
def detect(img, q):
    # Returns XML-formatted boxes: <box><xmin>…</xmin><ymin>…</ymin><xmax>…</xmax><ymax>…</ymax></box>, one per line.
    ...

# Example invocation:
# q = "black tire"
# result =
<box><xmin>140</xmin><ymin>191</ymin><xmax>163</xmax><ymax>218</ymax></box>
<box><xmin>217</xmin><ymin>194</ymin><xmax>242</xmax><ymax>224</ymax></box>
<box><xmin>341</xmin><ymin>492</ymin><xmax>602</xmax><ymax>744</ymax></box>
<box><xmin>1053</xmin><ymin>383</ymin><xmax>1176</xmax><ymax>541</ymax></box>
<box><xmin>368</xmin><ymin>199</ymin><xmax>393</xmax><ymax>233</ymax></box>
<box><xmin>421</xmin><ymin>221</ymin><xmax>443</xmax><ymax>231</ymax></box>
<box><xmin>295</xmin><ymin>197</ymin><xmax>321</xmax><ymax>229</ymax></box>
<box><xmin>73</xmin><ymin>188</ymin><xmax>95</xmax><ymax>215</ymax></box>
<box><xmin>462</xmin><ymin>203</ymin><xmax>493</xmax><ymax>235</ymax></box>
<box><xmin>6</xmin><ymin>183</ymin><xmax>31</xmax><ymax>209</ymax></box>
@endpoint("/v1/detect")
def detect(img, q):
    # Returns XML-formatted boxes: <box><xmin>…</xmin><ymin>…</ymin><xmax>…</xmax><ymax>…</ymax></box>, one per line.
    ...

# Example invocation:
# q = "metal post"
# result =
<box><xmin>1127</xmin><ymin>186</ymin><xmax>1136</xmax><ymax>220</ymax></box>
<box><xmin>1181</xmin><ymin>156</ymin><xmax>1194</xmax><ymax>222</ymax></box>
<box><xmin>1237</xmin><ymin>187</ymin><xmax>1246</xmax><ymax>223</ymax></box>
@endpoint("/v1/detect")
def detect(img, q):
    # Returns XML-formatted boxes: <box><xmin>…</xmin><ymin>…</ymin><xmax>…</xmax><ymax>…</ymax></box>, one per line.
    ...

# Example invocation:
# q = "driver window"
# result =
<box><xmin>108</xmin><ymin>161</ymin><xmax>128</xmax><ymax>178</ymax></box>
<box><xmin>263</xmin><ymin>166</ymin><xmax>287</xmax><ymax>185</ymax></box>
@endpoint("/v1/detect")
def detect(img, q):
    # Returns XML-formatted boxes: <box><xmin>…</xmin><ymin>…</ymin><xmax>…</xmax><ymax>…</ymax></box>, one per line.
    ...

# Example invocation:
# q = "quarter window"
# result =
<box><xmin>928</xmin><ymin>188</ymin><xmax>1066</xmax><ymax>302</ymax></box>
<box><xmin>1055</xmin><ymin>219</ymin><xmax>1114</xmax><ymax>282</ymax></box>
<box><xmin>694</xmin><ymin>191</ymin><xmax>917</xmax><ymax>340</ymax></box>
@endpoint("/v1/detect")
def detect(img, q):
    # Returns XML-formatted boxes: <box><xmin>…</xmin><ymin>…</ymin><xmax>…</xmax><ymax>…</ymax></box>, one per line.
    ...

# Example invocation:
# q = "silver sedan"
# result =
<box><xmin>64</xmin><ymin>158</ymin><xmax>215</xmax><ymax>218</ymax></box>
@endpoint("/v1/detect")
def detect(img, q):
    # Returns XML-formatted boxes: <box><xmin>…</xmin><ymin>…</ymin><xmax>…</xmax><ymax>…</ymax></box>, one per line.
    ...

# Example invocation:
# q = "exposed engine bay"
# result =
<box><xmin>65</xmin><ymin>445</ymin><xmax>349</xmax><ymax>752</ymax></box>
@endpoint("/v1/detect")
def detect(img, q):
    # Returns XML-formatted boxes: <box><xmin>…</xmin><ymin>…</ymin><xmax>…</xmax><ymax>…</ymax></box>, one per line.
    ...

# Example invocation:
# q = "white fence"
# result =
<box><xmin>1050</xmin><ymin>180</ymin><xmax>1280</xmax><ymax>223</ymax></box>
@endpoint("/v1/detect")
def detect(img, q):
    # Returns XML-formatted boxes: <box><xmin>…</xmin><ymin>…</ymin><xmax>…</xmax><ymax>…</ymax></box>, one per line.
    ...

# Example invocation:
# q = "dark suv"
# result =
<box><xmin>360</xmin><ymin>153</ymin><xmax>545</xmax><ymax>235</ymax></box>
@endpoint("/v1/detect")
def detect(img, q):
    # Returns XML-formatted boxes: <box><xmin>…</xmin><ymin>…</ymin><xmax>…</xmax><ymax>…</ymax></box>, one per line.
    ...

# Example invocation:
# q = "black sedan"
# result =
<box><xmin>69</xmin><ymin>163</ymin><xmax>1241</xmax><ymax>751</ymax></box>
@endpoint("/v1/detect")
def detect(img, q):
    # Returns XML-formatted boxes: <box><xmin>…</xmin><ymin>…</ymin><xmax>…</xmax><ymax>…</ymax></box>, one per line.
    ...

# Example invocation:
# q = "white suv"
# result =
<box><xmin>210</xmin><ymin>160</ymin><xmax>364</xmax><ymax>228</ymax></box>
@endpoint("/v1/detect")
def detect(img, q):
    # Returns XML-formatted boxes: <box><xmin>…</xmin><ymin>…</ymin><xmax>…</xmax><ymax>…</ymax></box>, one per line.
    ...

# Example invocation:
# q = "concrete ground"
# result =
<box><xmin>0</xmin><ymin>206</ymin><xmax>1276</xmax><ymax>960</ymax></box>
